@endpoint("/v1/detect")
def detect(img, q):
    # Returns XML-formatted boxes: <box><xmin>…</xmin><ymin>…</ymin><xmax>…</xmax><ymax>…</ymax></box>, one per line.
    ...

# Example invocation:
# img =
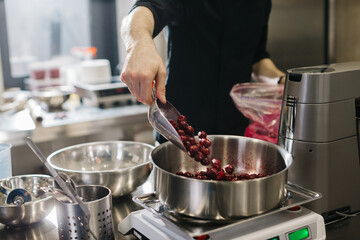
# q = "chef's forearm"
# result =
<box><xmin>121</xmin><ymin>6</ymin><xmax>155</xmax><ymax>53</ymax></box>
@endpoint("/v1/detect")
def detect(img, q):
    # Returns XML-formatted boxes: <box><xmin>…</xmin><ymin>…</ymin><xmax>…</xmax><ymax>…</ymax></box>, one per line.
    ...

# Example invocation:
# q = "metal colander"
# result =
<box><xmin>56</xmin><ymin>185</ymin><xmax>114</xmax><ymax>240</ymax></box>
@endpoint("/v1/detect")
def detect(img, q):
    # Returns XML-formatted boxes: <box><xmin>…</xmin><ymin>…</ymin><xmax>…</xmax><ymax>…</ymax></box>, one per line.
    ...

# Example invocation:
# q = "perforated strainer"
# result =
<box><xmin>56</xmin><ymin>185</ymin><xmax>114</xmax><ymax>240</ymax></box>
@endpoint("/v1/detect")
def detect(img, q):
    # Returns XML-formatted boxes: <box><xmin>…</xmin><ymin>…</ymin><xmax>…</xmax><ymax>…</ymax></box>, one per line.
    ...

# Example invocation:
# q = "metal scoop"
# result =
<box><xmin>148</xmin><ymin>89</ymin><xmax>187</xmax><ymax>152</ymax></box>
<box><xmin>0</xmin><ymin>186</ymin><xmax>32</xmax><ymax>206</ymax></box>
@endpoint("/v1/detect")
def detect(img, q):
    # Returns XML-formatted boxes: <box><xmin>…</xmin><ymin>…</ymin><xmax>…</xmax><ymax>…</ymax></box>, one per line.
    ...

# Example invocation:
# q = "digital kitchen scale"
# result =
<box><xmin>74</xmin><ymin>76</ymin><xmax>137</xmax><ymax>108</ymax></box>
<box><xmin>118</xmin><ymin>183</ymin><xmax>326</xmax><ymax>240</ymax></box>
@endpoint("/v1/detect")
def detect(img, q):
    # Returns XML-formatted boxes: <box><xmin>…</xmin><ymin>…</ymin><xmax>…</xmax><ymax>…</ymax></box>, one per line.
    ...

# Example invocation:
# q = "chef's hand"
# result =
<box><xmin>120</xmin><ymin>6</ymin><xmax>167</xmax><ymax>106</ymax></box>
<box><xmin>252</xmin><ymin>58</ymin><xmax>285</xmax><ymax>84</ymax></box>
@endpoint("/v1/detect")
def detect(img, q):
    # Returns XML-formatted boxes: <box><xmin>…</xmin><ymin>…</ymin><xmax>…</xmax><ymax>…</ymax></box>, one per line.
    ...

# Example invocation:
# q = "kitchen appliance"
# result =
<box><xmin>278</xmin><ymin>61</ymin><xmax>360</xmax><ymax>220</ymax></box>
<box><xmin>74</xmin><ymin>76</ymin><xmax>137</xmax><ymax>108</ymax></box>
<box><xmin>118</xmin><ymin>184</ymin><xmax>325</xmax><ymax>240</ymax></box>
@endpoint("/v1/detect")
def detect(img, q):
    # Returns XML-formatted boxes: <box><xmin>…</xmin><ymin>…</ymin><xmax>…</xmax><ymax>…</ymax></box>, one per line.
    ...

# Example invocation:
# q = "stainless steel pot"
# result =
<box><xmin>151</xmin><ymin>135</ymin><xmax>293</xmax><ymax>220</ymax></box>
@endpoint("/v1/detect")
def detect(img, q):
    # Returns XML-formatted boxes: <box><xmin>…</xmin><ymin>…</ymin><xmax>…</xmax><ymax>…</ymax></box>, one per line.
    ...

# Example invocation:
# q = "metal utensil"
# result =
<box><xmin>0</xmin><ymin>185</ymin><xmax>32</xmax><ymax>205</ymax></box>
<box><xmin>24</xmin><ymin>137</ymin><xmax>98</xmax><ymax>240</ymax></box>
<box><xmin>148</xmin><ymin>89</ymin><xmax>187</xmax><ymax>152</ymax></box>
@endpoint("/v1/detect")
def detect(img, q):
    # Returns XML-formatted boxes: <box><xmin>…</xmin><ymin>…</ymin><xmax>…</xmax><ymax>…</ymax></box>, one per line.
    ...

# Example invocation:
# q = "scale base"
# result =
<box><xmin>118</xmin><ymin>207</ymin><xmax>326</xmax><ymax>240</ymax></box>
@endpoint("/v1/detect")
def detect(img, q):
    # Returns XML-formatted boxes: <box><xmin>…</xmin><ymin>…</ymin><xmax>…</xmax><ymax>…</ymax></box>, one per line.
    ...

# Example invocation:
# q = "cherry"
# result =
<box><xmin>188</xmin><ymin>145</ymin><xmax>199</xmax><ymax>154</ymax></box>
<box><xmin>206</xmin><ymin>168</ymin><xmax>218</xmax><ymax>180</ymax></box>
<box><xmin>200</xmin><ymin>157</ymin><xmax>211</xmax><ymax>166</ymax></box>
<box><xmin>211</xmin><ymin>158</ymin><xmax>222</xmax><ymax>171</ymax></box>
<box><xmin>177</xmin><ymin>129</ymin><xmax>186</xmax><ymax>136</ymax></box>
<box><xmin>200</xmin><ymin>138</ymin><xmax>211</xmax><ymax>147</ymax></box>
<box><xmin>180</xmin><ymin>135</ymin><xmax>188</xmax><ymax>143</ymax></box>
<box><xmin>184</xmin><ymin>172</ymin><xmax>194</xmax><ymax>178</ymax></box>
<box><xmin>177</xmin><ymin>115</ymin><xmax>187</xmax><ymax>123</ymax></box>
<box><xmin>224</xmin><ymin>164</ymin><xmax>234</xmax><ymax>174</ymax></box>
<box><xmin>178</xmin><ymin>120</ymin><xmax>188</xmax><ymax>130</ymax></box>
<box><xmin>198</xmin><ymin>131</ymin><xmax>207</xmax><ymax>139</ymax></box>
<box><xmin>185</xmin><ymin>126</ymin><xmax>195</xmax><ymax>136</ymax></box>
<box><xmin>200</xmin><ymin>146</ymin><xmax>210</xmax><ymax>156</ymax></box>
<box><xmin>188</xmin><ymin>136</ymin><xmax>196</xmax><ymax>145</ymax></box>
<box><xmin>217</xmin><ymin>171</ymin><xmax>226</xmax><ymax>180</ymax></box>
<box><xmin>195</xmin><ymin>151</ymin><xmax>205</xmax><ymax>162</ymax></box>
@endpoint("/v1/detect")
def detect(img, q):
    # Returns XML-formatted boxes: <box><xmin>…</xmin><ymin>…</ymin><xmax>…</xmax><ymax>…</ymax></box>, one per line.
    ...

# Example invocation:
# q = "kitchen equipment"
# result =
<box><xmin>46</xmin><ymin>141</ymin><xmax>154</xmax><ymax>197</ymax></box>
<box><xmin>74</xmin><ymin>76</ymin><xmax>137</xmax><ymax>108</ymax></box>
<box><xmin>79</xmin><ymin>59</ymin><xmax>111</xmax><ymax>85</ymax></box>
<box><xmin>0</xmin><ymin>174</ymin><xmax>55</xmax><ymax>226</ymax></box>
<box><xmin>0</xmin><ymin>143</ymin><xmax>12</xmax><ymax>179</ymax></box>
<box><xmin>151</xmin><ymin>135</ymin><xmax>293</xmax><ymax>220</ymax></box>
<box><xmin>25</xmin><ymin>137</ymin><xmax>98</xmax><ymax>239</ymax></box>
<box><xmin>278</xmin><ymin>62</ymin><xmax>360</xmax><ymax>221</ymax></box>
<box><xmin>118</xmin><ymin>183</ymin><xmax>325</xmax><ymax>239</ymax></box>
<box><xmin>0</xmin><ymin>185</ymin><xmax>32</xmax><ymax>205</ymax></box>
<box><xmin>148</xmin><ymin>92</ymin><xmax>187</xmax><ymax>152</ymax></box>
<box><xmin>56</xmin><ymin>185</ymin><xmax>114</xmax><ymax>240</ymax></box>
<box><xmin>31</xmin><ymin>85</ymin><xmax>74</xmax><ymax>110</ymax></box>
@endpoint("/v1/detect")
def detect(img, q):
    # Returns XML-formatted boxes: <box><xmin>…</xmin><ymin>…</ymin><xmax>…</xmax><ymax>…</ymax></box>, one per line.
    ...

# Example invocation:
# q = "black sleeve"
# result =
<box><xmin>252</xmin><ymin>0</ymin><xmax>271</xmax><ymax>63</ymax></box>
<box><xmin>130</xmin><ymin>0</ymin><xmax>180</xmax><ymax>38</ymax></box>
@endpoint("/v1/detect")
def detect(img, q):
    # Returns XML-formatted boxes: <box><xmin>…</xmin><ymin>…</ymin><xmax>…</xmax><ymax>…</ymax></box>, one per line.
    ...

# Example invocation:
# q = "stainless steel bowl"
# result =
<box><xmin>32</xmin><ymin>85</ymin><xmax>74</xmax><ymax>109</ymax></box>
<box><xmin>47</xmin><ymin>141</ymin><xmax>154</xmax><ymax>197</ymax></box>
<box><xmin>151</xmin><ymin>135</ymin><xmax>293</xmax><ymax>220</ymax></box>
<box><xmin>0</xmin><ymin>174</ymin><xmax>55</xmax><ymax>226</ymax></box>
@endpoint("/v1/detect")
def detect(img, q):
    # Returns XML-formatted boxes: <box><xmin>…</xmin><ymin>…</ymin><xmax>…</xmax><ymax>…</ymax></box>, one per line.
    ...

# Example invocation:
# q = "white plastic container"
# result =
<box><xmin>79</xmin><ymin>59</ymin><xmax>111</xmax><ymax>84</ymax></box>
<box><xmin>0</xmin><ymin>143</ymin><xmax>12</xmax><ymax>180</ymax></box>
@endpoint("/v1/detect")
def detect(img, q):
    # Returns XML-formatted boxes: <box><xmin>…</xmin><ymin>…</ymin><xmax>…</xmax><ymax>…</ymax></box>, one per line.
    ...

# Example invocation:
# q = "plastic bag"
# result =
<box><xmin>230</xmin><ymin>83</ymin><xmax>284</xmax><ymax>144</ymax></box>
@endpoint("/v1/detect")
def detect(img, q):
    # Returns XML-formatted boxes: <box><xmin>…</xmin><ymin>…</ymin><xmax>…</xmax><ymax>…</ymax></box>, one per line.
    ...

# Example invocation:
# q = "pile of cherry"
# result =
<box><xmin>169</xmin><ymin>115</ymin><xmax>267</xmax><ymax>181</ymax></box>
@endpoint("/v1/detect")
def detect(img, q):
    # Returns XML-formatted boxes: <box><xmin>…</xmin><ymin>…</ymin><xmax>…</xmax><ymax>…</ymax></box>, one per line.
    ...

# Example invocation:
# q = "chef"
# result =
<box><xmin>120</xmin><ymin>0</ymin><xmax>285</xmax><ymax>143</ymax></box>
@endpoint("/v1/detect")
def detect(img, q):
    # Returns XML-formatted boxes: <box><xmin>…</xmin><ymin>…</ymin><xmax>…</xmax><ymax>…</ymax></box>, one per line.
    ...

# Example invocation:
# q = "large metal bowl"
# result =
<box><xmin>32</xmin><ymin>85</ymin><xmax>74</xmax><ymax>110</ymax></box>
<box><xmin>151</xmin><ymin>135</ymin><xmax>293</xmax><ymax>220</ymax></box>
<box><xmin>47</xmin><ymin>141</ymin><xmax>154</xmax><ymax>197</ymax></box>
<box><xmin>0</xmin><ymin>174</ymin><xmax>55</xmax><ymax>226</ymax></box>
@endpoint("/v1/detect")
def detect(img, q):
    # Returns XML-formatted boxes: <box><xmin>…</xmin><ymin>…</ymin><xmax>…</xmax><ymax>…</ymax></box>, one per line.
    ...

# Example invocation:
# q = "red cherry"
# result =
<box><xmin>200</xmin><ymin>146</ymin><xmax>210</xmax><ymax>156</ymax></box>
<box><xmin>184</xmin><ymin>141</ymin><xmax>192</xmax><ymax>149</ymax></box>
<box><xmin>198</xmin><ymin>131</ymin><xmax>207</xmax><ymax>138</ymax></box>
<box><xmin>170</xmin><ymin>120</ymin><xmax>178</xmax><ymax>129</ymax></box>
<box><xmin>180</xmin><ymin>135</ymin><xmax>188</xmax><ymax>143</ymax></box>
<box><xmin>188</xmin><ymin>136</ymin><xmax>196</xmax><ymax>145</ymax></box>
<box><xmin>188</xmin><ymin>145</ymin><xmax>199</xmax><ymax>154</ymax></box>
<box><xmin>179</xmin><ymin>120</ymin><xmax>188</xmax><ymax>130</ymax></box>
<box><xmin>224</xmin><ymin>164</ymin><xmax>234</xmax><ymax>174</ymax></box>
<box><xmin>195</xmin><ymin>151</ymin><xmax>204</xmax><ymax>162</ymax></box>
<box><xmin>211</xmin><ymin>158</ymin><xmax>222</xmax><ymax>171</ymax></box>
<box><xmin>185</xmin><ymin>126</ymin><xmax>195</xmax><ymax>136</ymax></box>
<box><xmin>200</xmin><ymin>157</ymin><xmax>211</xmax><ymax>166</ymax></box>
<box><xmin>217</xmin><ymin>171</ymin><xmax>226</xmax><ymax>180</ymax></box>
<box><xmin>184</xmin><ymin>172</ymin><xmax>194</xmax><ymax>178</ymax></box>
<box><xmin>178</xmin><ymin>115</ymin><xmax>187</xmax><ymax>123</ymax></box>
<box><xmin>200</xmin><ymin>138</ymin><xmax>211</xmax><ymax>147</ymax></box>
<box><xmin>177</xmin><ymin>129</ymin><xmax>186</xmax><ymax>136</ymax></box>
<box><xmin>206</xmin><ymin>168</ymin><xmax>218</xmax><ymax>180</ymax></box>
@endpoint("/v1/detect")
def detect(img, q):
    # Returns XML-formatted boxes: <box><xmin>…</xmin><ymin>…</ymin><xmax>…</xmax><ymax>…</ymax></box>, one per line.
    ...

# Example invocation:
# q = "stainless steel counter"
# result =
<box><xmin>0</xmin><ymin>104</ymin><xmax>154</xmax><ymax>176</ymax></box>
<box><xmin>0</xmin><ymin>173</ymin><xmax>359</xmax><ymax>239</ymax></box>
<box><xmin>0</xmin><ymin>104</ymin><xmax>150</xmax><ymax>147</ymax></box>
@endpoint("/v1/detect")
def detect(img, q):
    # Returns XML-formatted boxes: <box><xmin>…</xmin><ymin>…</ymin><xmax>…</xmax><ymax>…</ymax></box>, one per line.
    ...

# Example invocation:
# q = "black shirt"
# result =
<box><xmin>132</xmin><ymin>0</ymin><xmax>271</xmax><ymax>139</ymax></box>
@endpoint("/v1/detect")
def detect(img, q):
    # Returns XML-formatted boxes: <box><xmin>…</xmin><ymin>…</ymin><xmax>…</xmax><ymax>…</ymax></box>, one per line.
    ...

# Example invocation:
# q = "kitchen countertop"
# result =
<box><xmin>0</xmin><ymin>103</ymin><xmax>150</xmax><ymax>147</ymax></box>
<box><xmin>0</xmin><ymin>174</ymin><xmax>359</xmax><ymax>240</ymax></box>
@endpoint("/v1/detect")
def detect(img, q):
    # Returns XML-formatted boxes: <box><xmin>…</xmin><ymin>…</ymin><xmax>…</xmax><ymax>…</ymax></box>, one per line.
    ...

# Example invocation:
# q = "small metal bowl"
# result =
<box><xmin>0</xmin><ymin>174</ymin><xmax>55</xmax><ymax>226</ymax></box>
<box><xmin>32</xmin><ymin>86</ymin><xmax>74</xmax><ymax>110</ymax></box>
<box><xmin>47</xmin><ymin>141</ymin><xmax>154</xmax><ymax>197</ymax></box>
